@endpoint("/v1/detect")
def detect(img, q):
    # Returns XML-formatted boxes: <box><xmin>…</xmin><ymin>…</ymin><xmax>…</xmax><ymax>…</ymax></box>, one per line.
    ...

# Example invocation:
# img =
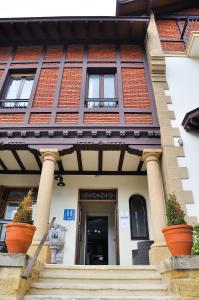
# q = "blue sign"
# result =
<box><xmin>63</xmin><ymin>209</ymin><xmax>76</xmax><ymax>221</ymax></box>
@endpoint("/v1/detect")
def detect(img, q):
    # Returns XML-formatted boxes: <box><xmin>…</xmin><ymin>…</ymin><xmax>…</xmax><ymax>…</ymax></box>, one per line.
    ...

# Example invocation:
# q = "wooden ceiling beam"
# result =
<box><xmin>12</xmin><ymin>150</ymin><xmax>26</xmax><ymax>171</ymax></box>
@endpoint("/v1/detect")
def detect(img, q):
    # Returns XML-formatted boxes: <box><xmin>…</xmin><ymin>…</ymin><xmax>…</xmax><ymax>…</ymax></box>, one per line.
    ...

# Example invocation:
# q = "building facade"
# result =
<box><xmin>0</xmin><ymin>1</ymin><xmax>198</xmax><ymax>267</ymax></box>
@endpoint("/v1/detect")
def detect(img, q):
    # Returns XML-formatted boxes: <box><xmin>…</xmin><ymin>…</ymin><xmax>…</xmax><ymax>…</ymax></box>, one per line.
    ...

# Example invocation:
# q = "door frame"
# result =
<box><xmin>75</xmin><ymin>189</ymin><xmax>120</xmax><ymax>265</ymax></box>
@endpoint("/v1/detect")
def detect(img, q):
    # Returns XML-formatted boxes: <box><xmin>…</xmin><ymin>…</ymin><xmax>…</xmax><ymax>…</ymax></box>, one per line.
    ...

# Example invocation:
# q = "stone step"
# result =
<box><xmin>43</xmin><ymin>265</ymin><xmax>158</xmax><ymax>277</ymax></box>
<box><xmin>30</xmin><ymin>283</ymin><xmax>168</xmax><ymax>297</ymax></box>
<box><xmin>24</xmin><ymin>296</ymin><xmax>179</xmax><ymax>300</ymax></box>
<box><xmin>38</xmin><ymin>271</ymin><xmax>162</xmax><ymax>285</ymax></box>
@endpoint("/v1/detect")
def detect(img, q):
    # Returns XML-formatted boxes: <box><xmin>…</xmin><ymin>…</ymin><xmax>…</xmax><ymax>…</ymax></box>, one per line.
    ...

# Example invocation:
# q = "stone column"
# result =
<box><xmin>142</xmin><ymin>149</ymin><xmax>171</xmax><ymax>264</ymax></box>
<box><xmin>27</xmin><ymin>149</ymin><xmax>59</xmax><ymax>263</ymax></box>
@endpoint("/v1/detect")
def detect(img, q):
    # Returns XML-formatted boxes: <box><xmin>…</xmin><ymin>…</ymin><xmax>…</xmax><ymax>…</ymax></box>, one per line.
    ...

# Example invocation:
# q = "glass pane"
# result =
<box><xmin>4</xmin><ymin>202</ymin><xmax>19</xmax><ymax>220</ymax></box>
<box><xmin>20</xmin><ymin>78</ymin><xmax>34</xmax><ymax>99</ymax></box>
<box><xmin>88</xmin><ymin>75</ymin><xmax>100</xmax><ymax>98</ymax></box>
<box><xmin>131</xmin><ymin>198</ymin><xmax>148</xmax><ymax>238</ymax></box>
<box><xmin>104</xmin><ymin>75</ymin><xmax>115</xmax><ymax>98</ymax></box>
<box><xmin>5</xmin><ymin>79</ymin><xmax>21</xmax><ymax>99</ymax></box>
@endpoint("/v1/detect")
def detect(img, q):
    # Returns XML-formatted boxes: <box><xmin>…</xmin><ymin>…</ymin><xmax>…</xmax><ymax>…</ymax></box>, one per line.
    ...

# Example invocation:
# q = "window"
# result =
<box><xmin>86</xmin><ymin>72</ymin><xmax>117</xmax><ymax>108</ymax></box>
<box><xmin>1</xmin><ymin>73</ymin><xmax>35</xmax><ymax>109</ymax></box>
<box><xmin>0</xmin><ymin>188</ymin><xmax>37</xmax><ymax>242</ymax></box>
<box><xmin>129</xmin><ymin>195</ymin><xmax>149</xmax><ymax>240</ymax></box>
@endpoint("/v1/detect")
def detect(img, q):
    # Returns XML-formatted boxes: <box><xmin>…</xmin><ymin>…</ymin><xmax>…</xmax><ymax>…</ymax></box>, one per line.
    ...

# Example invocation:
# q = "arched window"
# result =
<box><xmin>129</xmin><ymin>195</ymin><xmax>149</xmax><ymax>240</ymax></box>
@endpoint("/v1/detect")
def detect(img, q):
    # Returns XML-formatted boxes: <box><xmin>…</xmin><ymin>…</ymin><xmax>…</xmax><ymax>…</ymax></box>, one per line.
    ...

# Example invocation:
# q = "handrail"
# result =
<box><xmin>22</xmin><ymin>217</ymin><xmax>56</xmax><ymax>280</ymax></box>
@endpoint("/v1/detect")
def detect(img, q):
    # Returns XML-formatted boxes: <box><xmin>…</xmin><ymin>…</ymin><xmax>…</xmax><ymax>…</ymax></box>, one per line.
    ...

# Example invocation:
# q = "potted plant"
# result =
<box><xmin>162</xmin><ymin>193</ymin><xmax>193</xmax><ymax>256</ymax></box>
<box><xmin>6</xmin><ymin>190</ymin><xmax>36</xmax><ymax>253</ymax></box>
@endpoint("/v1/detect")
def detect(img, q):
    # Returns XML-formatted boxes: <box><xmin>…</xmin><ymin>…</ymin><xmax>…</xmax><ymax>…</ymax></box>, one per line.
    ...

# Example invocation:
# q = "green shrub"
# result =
<box><xmin>166</xmin><ymin>193</ymin><xmax>186</xmax><ymax>226</ymax></box>
<box><xmin>192</xmin><ymin>224</ymin><xmax>199</xmax><ymax>255</ymax></box>
<box><xmin>13</xmin><ymin>190</ymin><xmax>33</xmax><ymax>224</ymax></box>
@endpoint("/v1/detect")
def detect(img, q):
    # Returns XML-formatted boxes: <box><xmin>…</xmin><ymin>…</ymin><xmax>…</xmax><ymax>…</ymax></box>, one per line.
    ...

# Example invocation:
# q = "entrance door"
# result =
<box><xmin>86</xmin><ymin>216</ymin><xmax>108</xmax><ymax>265</ymax></box>
<box><xmin>76</xmin><ymin>196</ymin><xmax>118</xmax><ymax>265</ymax></box>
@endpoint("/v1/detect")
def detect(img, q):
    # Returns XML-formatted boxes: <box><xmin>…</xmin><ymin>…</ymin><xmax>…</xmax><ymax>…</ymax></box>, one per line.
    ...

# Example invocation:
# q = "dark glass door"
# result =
<box><xmin>86</xmin><ymin>216</ymin><xmax>108</xmax><ymax>265</ymax></box>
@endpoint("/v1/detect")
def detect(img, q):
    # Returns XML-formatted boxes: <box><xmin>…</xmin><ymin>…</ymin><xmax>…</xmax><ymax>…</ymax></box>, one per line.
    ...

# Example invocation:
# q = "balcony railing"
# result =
<box><xmin>85</xmin><ymin>98</ymin><xmax>118</xmax><ymax>108</ymax></box>
<box><xmin>181</xmin><ymin>17</ymin><xmax>199</xmax><ymax>46</ymax></box>
<box><xmin>0</xmin><ymin>99</ymin><xmax>29</xmax><ymax>109</ymax></box>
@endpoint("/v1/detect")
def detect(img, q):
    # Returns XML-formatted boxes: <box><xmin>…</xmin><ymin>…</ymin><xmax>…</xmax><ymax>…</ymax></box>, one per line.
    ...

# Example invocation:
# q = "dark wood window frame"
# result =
<box><xmin>85</xmin><ymin>68</ymin><xmax>118</xmax><ymax>109</ymax></box>
<box><xmin>129</xmin><ymin>194</ymin><xmax>149</xmax><ymax>240</ymax></box>
<box><xmin>0</xmin><ymin>70</ymin><xmax>36</xmax><ymax>109</ymax></box>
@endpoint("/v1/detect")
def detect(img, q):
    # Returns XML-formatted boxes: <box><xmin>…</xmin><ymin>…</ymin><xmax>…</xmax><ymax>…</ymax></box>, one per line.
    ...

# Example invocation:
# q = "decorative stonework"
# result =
<box><xmin>145</xmin><ymin>13</ymin><xmax>197</xmax><ymax>224</ymax></box>
<box><xmin>49</xmin><ymin>223</ymin><xmax>66</xmax><ymax>264</ymax></box>
<box><xmin>157</xmin><ymin>256</ymin><xmax>199</xmax><ymax>299</ymax></box>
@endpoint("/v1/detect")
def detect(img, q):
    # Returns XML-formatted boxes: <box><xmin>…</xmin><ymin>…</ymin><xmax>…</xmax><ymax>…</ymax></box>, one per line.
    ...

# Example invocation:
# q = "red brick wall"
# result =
<box><xmin>156</xmin><ymin>20</ymin><xmax>185</xmax><ymax>52</ymax></box>
<box><xmin>125</xmin><ymin>113</ymin><xmax>152</xmax><ymax>124</ymax></box>
<box><xmin>84</xmin><ymin>113</ymin><xmax>119</xmax><ymax>124</ymax></box>
<box><xmin>14</xmin><ymin>46</ymin><xmax>42</xmax><ymax>60</ymax></box>
<box><xmin>33</xmin><ymin>69</ymin><xmax>58</xmax><ymax>108</ymax></box>
<box><xmin>88</xmin><ymin>44</ymin><xmax>116</xmax><ymax>59</ymax></box>
<box><xmin>0</xmin><ymin>113</ymin><xmax>24</xmax><ymax>124</ymax></box>
<box><xmin>29</xmin><ymin>113</ymin><xmax>51</xmax><ymax>124</ymax></box>
<box><xmin>120</xmin><ymin>44</ymin><xmax>143</xmax><ymax>59</ymax></box>
<box><xmin>56</xmin><ymin>113</ymin><xmax>79</xmax><ymax>124</ymax></box>
<box><xmin>58</xmin><ymin>68</ymin><xmax>82</xmax><ymax>108</ymax></box>
<box><xmin>157</xmin><ymin>20</ymin><xmax>180</xmax><ymax>39</ymax></box>
<box><xmin>66</xmin><ymin>45</ymin><xmax>84</xmax><ymax>60</ymax></box>
<box><xmin>0</xmin><ymin>47</ymin><xmax>12</xmax><ymax>61</ymax></box>
<box><xmin>44</xmin><ymin>45</ymin><xmax>63</xmax><ymax>60</ymax></box>
<box><xmin>122</xmin><ymin>68</ymin><xmax>150</xmax><ymax>108</ymax></box>
<box><xmin>0</xmin><ymin>43</ymin><xmax>155</xmax><ymax>127</ymax></box>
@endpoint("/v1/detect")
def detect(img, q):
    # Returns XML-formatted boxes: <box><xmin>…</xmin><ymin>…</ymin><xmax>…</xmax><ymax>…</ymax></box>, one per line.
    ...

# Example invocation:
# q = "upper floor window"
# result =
<box><xmin>129</xmin><ymin>195</ymin><xmax>149</xmax><ymax>240</ymax></box>
<box><xmin>1</xmin><ymin>73</ymin><xmax>35</xmax><ymax>109</ymax></box>
<box><xmin>85</xmin><ymin>71</ymin><xmax>118</xmax><ymax>108</ymax></box>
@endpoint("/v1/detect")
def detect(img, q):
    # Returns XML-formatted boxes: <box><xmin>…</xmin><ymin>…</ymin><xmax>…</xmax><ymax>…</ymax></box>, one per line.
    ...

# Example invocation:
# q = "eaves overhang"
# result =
<box><xmin>116</xmin><ymin>0</ymin><xmax>199</xmax><ymax>16</ymax></box>
<box><xmin>0</xmin><ymin>16</ymin><xmax>149</xmax><ymax>46</ymax></box>
<box><xmin>182</xmin><ymin>107</ymin><xmax>199</xmax><ymax>134</ymax></box>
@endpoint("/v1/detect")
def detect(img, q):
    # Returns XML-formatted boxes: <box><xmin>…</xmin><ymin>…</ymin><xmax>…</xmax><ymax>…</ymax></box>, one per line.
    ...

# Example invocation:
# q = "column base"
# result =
<box><xmin>27</xmin><ymin>241</ymin><xmax>51</xmax><ymax>264</ymax></box>
<box><xmin>149</xmin><ymin>242</ymin><xmax>171</xmax><ymax>265</ymax></box>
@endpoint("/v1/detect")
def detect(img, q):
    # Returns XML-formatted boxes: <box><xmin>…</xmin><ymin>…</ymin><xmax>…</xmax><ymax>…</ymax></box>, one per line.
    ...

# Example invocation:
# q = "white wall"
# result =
<box><xmin>166</xmin><ymin>57</ymin><xmax>199</xmax><ymax>221</ymax></box>
<box><xmin>0</xmin><ymin>174</ymin><xmax>152</xmax><ymax>265</ymax></box>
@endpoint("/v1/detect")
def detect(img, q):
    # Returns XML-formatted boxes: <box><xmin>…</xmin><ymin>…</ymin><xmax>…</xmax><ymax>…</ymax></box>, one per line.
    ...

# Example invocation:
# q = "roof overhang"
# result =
<box><xmin>116</xmin><ymin>0</ymin><xmax>199</xmax><ymax>16</ymax></box>
<box><xmin>0</xmin><ymin>16</ymin><xmax>149</xmax><ymax>46</ymax></box>
<box><xmin>182</xmin><ymin>107</ymin><xmax>199</xmax><ymax>133</ymax></box>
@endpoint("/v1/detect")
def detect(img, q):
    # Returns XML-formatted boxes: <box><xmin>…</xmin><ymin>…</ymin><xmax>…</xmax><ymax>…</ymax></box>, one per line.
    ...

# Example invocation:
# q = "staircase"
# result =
<box><xmin>24</xmin><ymin>264</ymin><xmax>178</xmax><ymax>300</ymax></box>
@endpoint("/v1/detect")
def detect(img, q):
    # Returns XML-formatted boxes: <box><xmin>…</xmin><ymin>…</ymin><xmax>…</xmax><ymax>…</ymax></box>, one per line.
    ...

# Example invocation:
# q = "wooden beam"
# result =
<box><xmin>12</xmin><ymin>150</ymin><xmax>26</xmax><ymax>171</ymax></box>
<box><xmin>118</xmin><ymin>150</ymin><xmax>125</xmax><ymax>172</ymax></box>
<box><xmin>33</xmin><ymin>152</ymin><xmax>42</xmax><ymax>170</ymax></box>
<box><xmin>98</xmin><ymin>150</ymin><xmax>103</xmax><ymax>172</ymax></box>
<box><xmin>76</xmin><ymin>150</ymin><xmax>83</xmax><ymax>172</ymax></box>
<box><xmin>0</xmin><ymin>158</ymin><xmax>8</xmax><ymax>171</ymax></box>
<box><xmin>137</xmin><ymin>159</ymin><xmax>144</xmax><ymax>172</ymax></box>
<box><xmin>58</xmin><ymin>159</ymin><xmax>64</xmax><ymax>173</ymax></box>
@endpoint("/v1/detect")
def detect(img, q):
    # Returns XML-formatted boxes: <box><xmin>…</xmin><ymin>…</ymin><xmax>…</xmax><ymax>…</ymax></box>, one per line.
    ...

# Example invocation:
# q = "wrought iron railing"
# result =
<box><xmin>85</xmin><ymin>98</ymin><xmax>118</xmax><ymax>108</ymax></box>
<box><xmin>181</xmin><ymin>17</ymin><xmax>199</xmax><ymax>46</ymax></box>
<box><xmin>0</xmin><ymin>99</ymin><xmax>29</xmax><ymax>109</ymax></box>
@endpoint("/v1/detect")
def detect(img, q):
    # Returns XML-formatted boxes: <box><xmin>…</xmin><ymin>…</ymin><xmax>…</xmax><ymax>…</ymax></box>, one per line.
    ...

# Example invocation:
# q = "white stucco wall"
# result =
<box><xmin>166</xmin><ymin>56</ymin><xmax>199</xmax><ymax>221</ymax></box>
<box><xmin>0</xmin><ymin>174</ymin><xmax>152</xmax><ymax>265</ymax></box>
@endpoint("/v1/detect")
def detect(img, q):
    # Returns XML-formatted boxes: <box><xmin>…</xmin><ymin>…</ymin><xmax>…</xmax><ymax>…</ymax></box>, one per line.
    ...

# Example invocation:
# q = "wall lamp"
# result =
<box><xmin>54</xmin><ymin>174</ymin><xmax>65</xmax><ymax>187</ymax></box>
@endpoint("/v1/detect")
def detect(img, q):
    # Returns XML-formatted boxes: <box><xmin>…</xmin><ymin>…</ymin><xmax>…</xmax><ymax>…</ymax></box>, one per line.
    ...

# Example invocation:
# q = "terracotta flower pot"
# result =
<box><xmin>6</xmin><ymin>223</ymin><xmax>36</xmax><ymax>254</ymax></box>
<box><xmin>162</xmin><ymin>224</ymin><xmax>193</xmax><ymax>256</ymax></box>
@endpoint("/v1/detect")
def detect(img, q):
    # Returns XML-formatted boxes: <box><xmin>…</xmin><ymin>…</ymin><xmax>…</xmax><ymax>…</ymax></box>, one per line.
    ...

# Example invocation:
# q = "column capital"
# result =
<box><xmin>141</xmin><ymin>149</ymin><xmax>162</xmax><ymax>163</ymax></box>
<box><xmin>40</xmin><ymin>149</ymin><xmax>60</xmax><ymax>163</ymax></box>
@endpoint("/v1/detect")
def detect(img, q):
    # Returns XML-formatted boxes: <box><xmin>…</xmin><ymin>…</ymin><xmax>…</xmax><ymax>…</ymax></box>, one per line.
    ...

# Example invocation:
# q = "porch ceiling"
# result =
<box><xmin>0</xmin><ymin>149</ymin><xmax>146</xmax><ymax>175</ymax></box>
